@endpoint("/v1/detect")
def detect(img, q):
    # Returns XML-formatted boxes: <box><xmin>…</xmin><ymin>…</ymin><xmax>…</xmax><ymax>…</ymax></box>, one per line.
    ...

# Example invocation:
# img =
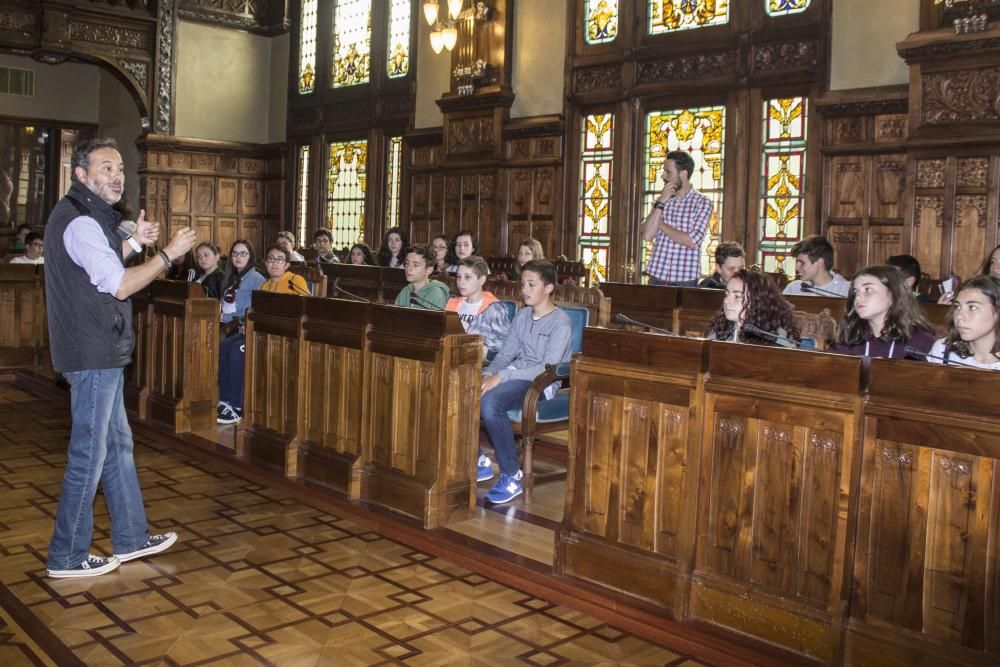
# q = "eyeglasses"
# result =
<box><xmin>231</xmin><ymin>250</ymin><xmax>250</xmax><ymax>258</ymax></box>
<box><xmin>265</xmin><ymin>256</ymin><xmax>287</xmax><ymax>264</ymax></box>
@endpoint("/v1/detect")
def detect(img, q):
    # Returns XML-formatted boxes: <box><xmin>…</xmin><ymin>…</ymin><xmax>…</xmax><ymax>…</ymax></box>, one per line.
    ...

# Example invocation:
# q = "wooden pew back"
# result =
<box><xmin>0</xmin><ymin>264</ymin><xmax>47</xmax><ymax>369</ymax></box>
<box><xmin>484</xmin><ymin>278</ymin><xmax>610</xmax><ymax>327</ymax></box>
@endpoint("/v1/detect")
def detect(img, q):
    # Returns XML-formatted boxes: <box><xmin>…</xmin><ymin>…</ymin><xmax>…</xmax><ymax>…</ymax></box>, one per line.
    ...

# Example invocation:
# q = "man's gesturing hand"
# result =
<box><xmin>134</xmin><ymin>209</ymin><xmax>160</xmax><ymax>245</ymax></box>
<box><xmin>164</xmin><ymin>227</ymin><xmax>197</xmax><ymax>261</ymax></box>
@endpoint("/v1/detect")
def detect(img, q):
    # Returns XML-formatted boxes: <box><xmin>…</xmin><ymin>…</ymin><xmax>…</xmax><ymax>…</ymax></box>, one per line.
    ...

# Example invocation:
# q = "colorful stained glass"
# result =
<box><xmin>332</xmin><ymin>0</ymin><xmax>372</xmax><ymax>89</ymax></box>
<box><xmin>296</xmin><ymin>145</ymin><xmax>311</xmax><ymax>244</ymax></box>
<box><xmin>578</xmin><ymin>113</ymin><xmax>615</xmax><ymax>285</ymax></box>
<box><xmin>757</xmin><ymin>97</ymin><xmax>807</xmax><ymax>275</ymax></box>
<box><xmin>766</xmin><ymin>0</ymin><xmax>810</xmax><ymax>17</ymax></box>
<box><xmin>298</xmin><ymin>0</ymin><xmax>317</xmax><ymax>93</ymax></box>
<box><xmin>387</xmin><ymin>0</ymin><xmax>410</xmax><ymax>78</ymax></box>
<box><xmin>643</xmin><ymin>106</ymin><xmax>726</xmax><ymax>278</ymax></box>
<box><xmin>649</xmin><ymin>0</ymin><xmax>729</xmax><ymax>34</ymax></box>
<box><xmin>385</xmin><ymin>136</ymin><xmax>403</xmax><ymax>230</ymax></box>
<box><xmin>585</xmin><ymin>0</ymin><xmax>619</xmax><ymax>45</ymax></box>
<box><xmin>327</xmin><ymin>140</ymin><xmax>368</xmax><ymax>247</ymax></box>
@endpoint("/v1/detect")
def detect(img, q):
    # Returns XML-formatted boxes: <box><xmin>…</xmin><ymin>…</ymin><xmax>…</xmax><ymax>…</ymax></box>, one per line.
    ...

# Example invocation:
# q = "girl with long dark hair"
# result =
<box><xmin>705</xmin><ymin>269</ymin><xmax>799</xmax><ymax>345</ymax></box>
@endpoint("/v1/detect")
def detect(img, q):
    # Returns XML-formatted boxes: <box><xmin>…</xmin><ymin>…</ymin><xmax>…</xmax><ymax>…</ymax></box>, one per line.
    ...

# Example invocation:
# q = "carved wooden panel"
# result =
<box><xmin>869</xmin><ymin>227</ymin><xmax>904</xmax><ymax>266</ymax></box>
<box><xmin>170</xmin><ymin>176</ymin><xmax>191</xmax><ymax>214</ymax></box>
<box><xmin>827</xmin><ymin>226</ymin><xmax>861</xmax><ymax>277</ymax></box>
<box><xmin>240</xmin><ymin>179</ymin><xmax>262</xmax><ymax>215</ymax></box>
<box><xmin>192</xmin><ymin>176</ymin><xmax>215</xmax><ymax>214</ymax></box>
<box><xmin>922</xmin><ymin>66</ymin><xmax>1000</xmax><ymax>125</ymax></box>
<box><xmin>873</xmin><ymin>155</ymin><xmax>906</xmax><ymax>219</ymax></box>
<box><xmin>831</xmin><ymin>117</ymin><xmax>865</xmax><ymax>146</ymax></box>
<box><xmin>830</xmin><ymin>157</ymin><xmax>866</xmax><ymax>219</ymax></box>
<box><xmin>874</xmin><ymin>114</ymin><xmax>907</xmax><ymax>144</ymax></box>
<box><xmin>912</xmin><ymin>195</ymin><xmax>945</xmax><ymax>277</ymax></box>
<box><xmin>217</xmin><ymin>217</ymin><xmax>237</xmax><ymax>253</ymax></box>
<box><xmin>218</xmin><ymin>178</ymin><xmax>239</xmax><ymax>215</ymax></box>
<box><xmin>953</xmin><ymin>194</ymin><xmax>988</xmax><ymax>278</ymax></box>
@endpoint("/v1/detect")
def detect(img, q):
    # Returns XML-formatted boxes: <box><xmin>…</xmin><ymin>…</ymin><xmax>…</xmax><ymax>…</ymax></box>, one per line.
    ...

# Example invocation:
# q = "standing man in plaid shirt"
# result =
<box><xmin>640</xmin><ymin>151</ymin><xmax>713</xmax><ymax>286</ymax></box>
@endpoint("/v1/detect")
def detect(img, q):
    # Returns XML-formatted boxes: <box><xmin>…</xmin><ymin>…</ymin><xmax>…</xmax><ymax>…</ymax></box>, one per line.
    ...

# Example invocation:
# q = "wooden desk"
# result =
<box><xmin>380</xmin><ymin>267</ymin><xmax>408</xmax><ymax>303</ymax></box>
<box><xmin>239</xmin><ymin>292</ymin><xmax>306</xmax><ymax>471</ymax></box>
<box><xmin>0</xmin><ymin>264</ymin><xmax>46</xmax><ymax>369</ymax></box>
<box><xmin>676</xmin><ymin>288</ymin><xmax>724</xmax><ymax>337</ymax></box>
<box><xmin>692</xmin><ymin>342</ymin><xmax>865</xmax><ymax>662</ymax></box>
<box><xmin>556</xmin><ymin>328</ymin><xmax>709</xmax><ymax>612</ymax></box>
<box><xmin>320</xmin><ymin>263</ymin><xmax>381</xmax><ymax>302</ymax></box>
<box><xmin>600</xmin><ymin>282</ymin><xmax>679</xmax><ymax>333</ymax></box>
<box><xmin>848</xmin><ymin>360</ymin><xmax>1000</xmax><ymax>667</ymax></box>
<box><xmin>361</xmin><ymin>306</ymin><xmax>481</xmax><ymax>528</ymax></box>
<box><xmin>296</xmin><ymin>297</ymin><xmax>370</xmax><ymax>498</ymax></box>
<box><xmin>145</xmin><ymin>280</ymin><xmax>219</xmax><ymax>432</ymax></box>
<box><xmin>124</xmin><ymin>286</ymin><xmax>152</xmax><ymax>417</ymax></box>
<box><xmin>921</xmin><ymin>302</ymin><xmax>950</xmax><ymax>336</ymax></box>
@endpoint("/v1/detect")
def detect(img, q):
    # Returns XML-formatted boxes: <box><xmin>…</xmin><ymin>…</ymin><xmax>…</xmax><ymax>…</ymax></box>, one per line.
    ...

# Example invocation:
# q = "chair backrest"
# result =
<box><xmin>561</xmin><ymin>306</ymin><xmax>589</xmax><ymax>355</ymax></box>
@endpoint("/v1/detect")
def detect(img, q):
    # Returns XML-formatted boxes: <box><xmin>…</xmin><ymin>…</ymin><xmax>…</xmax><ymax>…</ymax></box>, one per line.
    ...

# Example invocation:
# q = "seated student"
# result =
<box><xmin>940</xmin><ymin>243</ymin><xmax>1000</xmax><ymax>304</ymax></box>
<box><xmin>706</xmin><ymin>269</ymin><xmax>799</xmax><ymax>344</ymax></box>
<box><xmin>508</xmin><ymin>238</ymin><xmax>544</xmax><ymax>280</ymax></box>
<box><xmin>699</xmin><ymin>241</ymin><xmax>745</xmax><ymax>289</ymax></box>
<box><xmin>7</xmin><ymin>223</ymin><xmax>31</xmax><ymax>252</ymax></box>
<box><xmin>394</xmin><ymin>244</ymin><xmax>449</xmax><ymax>310</ymax></box>
<box><xmin>830</xmin><ymin>265</ymin><xmax>935</xmax><ymax>359</ymax></box>
<box><xmin>446</xmin><ymin>256</ymin><xmax>511</xmax><ymax>358</ymax></box>
<box><xmin>9</xmin><ymin>232</ymin><xmax>44</xmax><ymax>264</ymax></box>
<box><xmin>276</xmin><ymin>231</ymin><xmax>305</xmax><ymax>262</ymax></box>
<box><xmin>378</xmin><ymin>226</ymin><xmax>408</xmax><ymax>268</ymax></box>
<box><xmin>887</xmin><ymin>254</ymin><xmax>934</xmax><ymax>304</ymax></box>
<box><xmin>260</xmin><ymin>244</ymin><xmax>310</xmax><ymax>294</ymax></box>
<box><xmin>782</xmin><ymin>235</ymin><xmax>850</xmax><ymax>297</ymax></box>
<box><xmin>192</xmin><ymin>241</ymin><xmax>223</xmax><ymax>298</ymax></box>
<box><xmin>349</xmin><ymin>242</ymin><xmax>377</xmax><ymax>266</ymax></box>
<box><xmin>479</xmin><ymin>260</ymin><xmax>573</xmax><ymax>503</ymax></box>
<box><xmin>446</xmin><ymin>230</ymin><xmax>479</xmax><ymax>273</ymax></box>
<box><xmin>927</xmin><ymin>275</ymin><xmax>1000</xmax><ymax>370</ymax></box>
<box><xmin>430</xmin><ymin>234</ymin><xmax>450</xmax><ymax>273</ymax></box>
<box><xmin>219</xmin><ymin>240</ymin><xmax>266</xmax><ymax>325</ymax></box>
<box><xmin>313</xmin><ymin>229</ymin><xmax>340</xmax><ymax>264</ymax></box>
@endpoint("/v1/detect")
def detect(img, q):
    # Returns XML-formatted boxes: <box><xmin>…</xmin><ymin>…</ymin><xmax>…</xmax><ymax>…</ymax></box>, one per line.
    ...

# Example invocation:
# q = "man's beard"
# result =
<box><xmin>85</xmin><ymin>177</ymin><xmax>123</xmax><ymax>205</ymax></box>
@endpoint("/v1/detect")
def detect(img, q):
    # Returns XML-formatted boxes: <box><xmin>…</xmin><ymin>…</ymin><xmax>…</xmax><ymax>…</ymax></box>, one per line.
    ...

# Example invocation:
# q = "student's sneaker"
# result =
<box><xmin>485</xmin><ymin>473</ymin><xmax>523</xmax><ymax>504</ymax></box>
<box><xmin>477</xmin><ymin>455</ymin><xmax>495</xmax><ymax>482</ymax></box>
<box><xmin>217</xmin><ymin>404</ymin><xmax>241</xmax><ymax>425</ymax></box>
<box><xmin>115</xmin><ymin>532</ymin><xmax>178</xmax><ymax>563</ymax></box>
<box><xmin>47</xmin><ymin>554</ymin><xmax>120</xmax><ymax>579</ymax></box>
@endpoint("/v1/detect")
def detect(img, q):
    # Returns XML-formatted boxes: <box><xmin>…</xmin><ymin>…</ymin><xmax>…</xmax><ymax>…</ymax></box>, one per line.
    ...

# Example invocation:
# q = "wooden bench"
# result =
<box><xmin>0</xmin><ymin>264</ymin><xmax>47</xmax><ymax>369</ymax></box>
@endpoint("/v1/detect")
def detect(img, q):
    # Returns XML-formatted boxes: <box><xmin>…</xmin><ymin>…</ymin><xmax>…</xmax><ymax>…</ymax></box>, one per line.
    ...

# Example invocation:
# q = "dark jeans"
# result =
<box><xmin>219</xmin><ymin>332</ymin><xmax>246</xmax><ymax>409</ymax></box>
<box><xmin>480</xmin><ymin>379</ymin><xmax>533</xmax><ymax>476</ymax></box>
<box><xmin>649</xmin><ymin>278</ymin><xmax>699</xmax><ymax>287</ymax></box>
<box><xmin>48</xmin><ymin>367</ymin><xmax>149</xmax><ymax>569</ymax></box>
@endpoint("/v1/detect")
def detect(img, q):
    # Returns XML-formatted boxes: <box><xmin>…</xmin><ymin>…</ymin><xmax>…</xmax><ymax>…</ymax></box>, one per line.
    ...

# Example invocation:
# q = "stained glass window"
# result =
<box><xmin>298</xmin><ymin>0</ymin><xmax>317</xmax><ymax>93</ymax></box>
<box><xmin>643</xmin><ymin>106</ymin><xmax>725</xmax><ymax>278</ymax></box>
<box><xmin>578</xmin><ymin>114</ymin><xmax>614</xmax><ymax>284</ymax></box>
<box><xmin>649</xmin><ymin>0</ymin><xmax>728</xmax><ymax>34</ymax></box>
<box><xmin>387</xmin><ymin>0</ymin><xmax>410</xmax><ymax>78</ymax></box>
<box><xmin>766</xmin><ymin>0</ymin><xmax>810</xmax><ymax>17</ymax></box>
<box><xmin>585</xmin><ymin>0</ymin><xmax>619</xmax><ymax>45</ymax></box>
<box><xmin>332</xmin><ymin>0</ymin><xmax>372</xmax><ymax>89</ymax></box>
<box><xmin>296</xmin><ymin>145</ymin><xmax>311</xmax><ymax>244</ymax></box>
<box><xmin>385</xmin><ymin>136</ymin><xmax>403</xmax><ymax>230</ymax></box>
<box><xmin>757</xmin><ymin>97</ymin><xmax>807</xmax><ymax>275</ymax></box>
<box><xmin>326</xmin><ymin>140</ymin><xmax>368</xmax><ymax>247</ymax></box>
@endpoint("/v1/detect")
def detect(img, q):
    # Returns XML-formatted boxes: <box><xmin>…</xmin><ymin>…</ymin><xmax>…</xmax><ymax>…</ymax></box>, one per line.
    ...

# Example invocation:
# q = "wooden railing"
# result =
<box><xmin>0</xmin><ymin>265</ymin><xmax>47</xmax><ymax>369</ymax></box>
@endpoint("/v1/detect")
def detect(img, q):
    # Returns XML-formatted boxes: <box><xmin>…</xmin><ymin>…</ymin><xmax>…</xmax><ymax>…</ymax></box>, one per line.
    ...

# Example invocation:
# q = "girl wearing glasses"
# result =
<box><xmin>260</xmin><ymin>245</ymin><xmax>310</xmax><ymax>295</ymax></box>
<box><xmin>219</xmin><ymin>240</ymin><xmax>265</xmax><ymax>325</ymax></box>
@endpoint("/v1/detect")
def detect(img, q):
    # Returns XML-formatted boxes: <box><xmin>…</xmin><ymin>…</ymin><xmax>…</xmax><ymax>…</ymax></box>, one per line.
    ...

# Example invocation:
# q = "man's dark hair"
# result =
<box><xmin>24</xmin><ymin>232</ymin><xmax>43</xmax><ymax>245</ymax></box>
<box><xmin>887</xmin><ymin>254</ymin><xmax>921</xmax><ymax>284</ymax></box>
<box><xmin>520</xmin><ymin>259</ymin><xmax>558</xmax><ymax>286</ymax></box>
<box><xmin>16</xmin><ymin>223</ymin><xmax>31</xmax><ymax>234</ymax></box>
<box><xmin>790</xmin><ymin>234</ymin><xmax>835</xmax><ymax>271</ymax></box>
<box><xmin>403</xmin><ymin>244</ymin><xmax>435</xmax><ymax>268</ymax></box>
<box><xmin>714</xmin><ymin>241</ymin><xmax>745</xmax><ymax>265</ymax></box>
<box><xmin>71</xmin><ymin>138</ymin><xmax>119</xmax><ymax>180</ymax></box>
<box><xmin>666</xmin><ymin>151</ymin><xmax>695</xmax><ymax>181</ymax></box>
<box><xmin>313</xmin><ymin>228</ymin><xmax>333</xmax><ymax>242</ymax></box>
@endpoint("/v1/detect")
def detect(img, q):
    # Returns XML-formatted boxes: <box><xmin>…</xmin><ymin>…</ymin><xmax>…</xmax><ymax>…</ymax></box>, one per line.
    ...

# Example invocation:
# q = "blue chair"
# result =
<box><xmin>505</xmin><ymin>305</ymin><xmax>588</xmax><ymax>495</ymax></box>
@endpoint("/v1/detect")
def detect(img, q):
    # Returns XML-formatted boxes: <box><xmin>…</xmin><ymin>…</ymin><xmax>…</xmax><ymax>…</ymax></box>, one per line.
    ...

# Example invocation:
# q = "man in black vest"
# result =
<box><xmin>45</xmin><ymin>138</ymin><xmax>196</xmax><ymax>578</ymax></box>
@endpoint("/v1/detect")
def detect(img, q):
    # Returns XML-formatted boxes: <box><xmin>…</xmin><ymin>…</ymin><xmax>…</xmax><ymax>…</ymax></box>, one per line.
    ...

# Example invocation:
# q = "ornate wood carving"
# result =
<box><xmin>922</xmin><ymin>66</ymin><xmax>1000</xmax><ymax>124</ymax></box>
<box><xmin>751</xmin><ymin>40</ymin><xmax>819</xmax><ymax>73</ymax></box>
<box><xmin>573</xmin><ymin>64</ymin><xmax>622</xmax><ymax>94</ymax></box>
<box><xmin>178</xmin><ymin>0</ymin><xmax>287</xmax><ymax>36</ymax></box>
<box><xmin>156</xmin><ymin>0</ymin><xmax>176</xmax><ymax>134</ymax></box>
<box><xmin>635</xmin><ymin>51</ymin><xmax>737</xmax><ymax>84</ymax></box>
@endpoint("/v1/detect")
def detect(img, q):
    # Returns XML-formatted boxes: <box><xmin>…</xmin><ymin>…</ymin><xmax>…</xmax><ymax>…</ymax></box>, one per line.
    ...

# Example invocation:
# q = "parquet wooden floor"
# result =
<box><xmin>0</xmin><ymin>382</ymin><xmax>712</xmax><ymax>666</ymax></box>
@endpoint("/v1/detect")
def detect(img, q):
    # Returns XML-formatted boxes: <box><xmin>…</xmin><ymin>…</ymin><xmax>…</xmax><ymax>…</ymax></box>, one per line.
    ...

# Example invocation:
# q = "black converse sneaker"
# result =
<box><xmin>47</xmin><ymin>554</ymin><xmax>120</xmax><ymax>579</ymax></box>
<box><xmin>115</xmin><ymin>532</ymin><xmax>178</xmax><ymax>563</ymax></box>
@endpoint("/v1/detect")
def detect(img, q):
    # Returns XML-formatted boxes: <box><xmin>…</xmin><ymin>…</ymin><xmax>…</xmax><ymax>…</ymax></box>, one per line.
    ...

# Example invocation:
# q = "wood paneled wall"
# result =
<box><xmin>138</xmin><ymin>135</ymin><xmax>285</xmax><ymax>256</ymax></box>
<box><xmin>406</xmin><ymin>116</ymin><xmax>565</xmax><ymax>259</ymax></box>
<box><xmin>0</xmin><ymin>265</ymin><xmax>47</xmax><ymax>369</ymax></box>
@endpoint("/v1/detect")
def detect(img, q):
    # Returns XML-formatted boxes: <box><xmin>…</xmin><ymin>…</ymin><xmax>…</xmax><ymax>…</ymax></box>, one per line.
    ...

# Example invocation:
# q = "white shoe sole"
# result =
<box><xmin>115</xmin><ymin>532</ymin><xmax>178</xmax><ymax>563</ymax></box>
<box><xmin>48</xmin><ymin>557</ymin><xmax>121</xmax><ymax>578</ymax></box>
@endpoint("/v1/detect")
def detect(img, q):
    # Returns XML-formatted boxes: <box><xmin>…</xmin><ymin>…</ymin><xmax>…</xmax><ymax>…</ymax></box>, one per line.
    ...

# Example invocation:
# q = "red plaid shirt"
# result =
<box><xmin>644</xmin><ymin>188</ymin><xmax>712</xmax><ymax>283</ymax></box>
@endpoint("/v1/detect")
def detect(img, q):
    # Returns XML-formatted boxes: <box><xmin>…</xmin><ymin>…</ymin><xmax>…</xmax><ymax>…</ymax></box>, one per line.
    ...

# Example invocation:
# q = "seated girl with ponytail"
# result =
<box><xmin>831</xmin><ymin>265</ymin><xmax>935</xmax><ymax>359</ymax></box>
<box><xmin>928</xmin><ymin>275</ymin><xmax>1000</xmax><ymax>370</ymax></box>
<box><xmin>705</xmin><ymin>269</ymin><xmax>799</xmax><ymax>346</ymax></box>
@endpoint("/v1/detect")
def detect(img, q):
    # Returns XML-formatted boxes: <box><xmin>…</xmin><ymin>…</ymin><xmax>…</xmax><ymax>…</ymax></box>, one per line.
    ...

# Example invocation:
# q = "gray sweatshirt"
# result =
<box><xmin>485</xmin><ymin>306</ymin><xmax>573</xmax><ymax>383</ymax></box>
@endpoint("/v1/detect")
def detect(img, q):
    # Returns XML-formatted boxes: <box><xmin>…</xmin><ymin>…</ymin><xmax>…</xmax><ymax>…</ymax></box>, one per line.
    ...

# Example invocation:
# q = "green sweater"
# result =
<box><xmin>394</xmin><ymin>280</ymin><xmax>449</xmax><ymax>310</ymax></box>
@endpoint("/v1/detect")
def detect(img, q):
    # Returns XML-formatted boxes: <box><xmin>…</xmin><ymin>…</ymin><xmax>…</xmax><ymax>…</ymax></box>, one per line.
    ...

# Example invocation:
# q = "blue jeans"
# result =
<box><xmin>649</xmin><ymin>277</ymin><xmax>699</xmax><ymax>287</ymax></box>
<box><xmin>218</xmin><ymin>333</ymin><xmax>246</xmax><ymax>409</ymax></box>
<box><xmin>480</xmin><ymin>379</ymin><xmax>533</xmax><ymax>476</ymax></box>
<box><xmin>47</xmin><ymin>368</ymin><xmax>149</xmax><ymax>569</ymax></box>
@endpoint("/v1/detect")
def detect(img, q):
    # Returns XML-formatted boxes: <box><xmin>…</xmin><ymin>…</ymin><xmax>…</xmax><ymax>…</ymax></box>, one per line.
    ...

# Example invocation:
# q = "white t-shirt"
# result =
<box><xmin>456</xmin><ymin>298</ymin><xmax>482</xmax><ymax>330</ymax></box>
<box><xmin>783</xmin><ymin>272</ymin><xmax>851</xmax><ymax>297</ymax></box>
<box><xmin>9</xmin><ymin>255</ymin><xmax>43</xmax><ymax>264</ymax></box>
<box><xmin>928</xmin><ymin>338</ymin><xmax>1000</xmax><ymax>370</ymax></box>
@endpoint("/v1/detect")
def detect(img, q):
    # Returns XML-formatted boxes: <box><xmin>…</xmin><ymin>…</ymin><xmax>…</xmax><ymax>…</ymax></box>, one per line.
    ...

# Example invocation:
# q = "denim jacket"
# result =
<box><xmin>220</xmin><ymin>269</ymin><xmax>266</xmax><ymax>324</ymax></box>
